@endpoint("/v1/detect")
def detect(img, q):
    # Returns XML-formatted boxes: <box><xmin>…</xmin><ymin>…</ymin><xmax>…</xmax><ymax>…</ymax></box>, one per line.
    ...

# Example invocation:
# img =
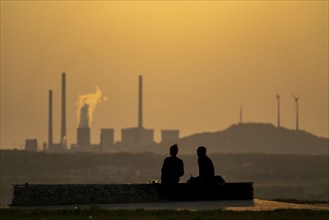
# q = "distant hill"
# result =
<box><xmin>147</xmin><ymin>123</ymin><xmax>328</xmax><ymax>155</ymax></box>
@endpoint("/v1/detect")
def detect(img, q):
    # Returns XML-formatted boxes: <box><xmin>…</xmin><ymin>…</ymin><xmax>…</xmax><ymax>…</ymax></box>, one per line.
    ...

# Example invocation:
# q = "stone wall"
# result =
<box><xmin>12</xmin><ymin>183</ymin><xmax>253</xmax><ymax>206</ymax></box>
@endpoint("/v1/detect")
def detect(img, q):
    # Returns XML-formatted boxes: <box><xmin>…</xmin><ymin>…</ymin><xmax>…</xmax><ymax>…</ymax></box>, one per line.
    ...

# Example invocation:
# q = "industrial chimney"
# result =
<box><xmin>138</xmin><ymin>75</ymin><xmax>143</xmax><ymax>129</ymax></box>
<box><xmin>61</xmin><ymin>72</ymin><xmax>67</xmax><ymax>148</ymax></box>
<box><xmin>48</xmin><ymin>90</ymin><xmax>53</xmax><ymax>149</ymax></box>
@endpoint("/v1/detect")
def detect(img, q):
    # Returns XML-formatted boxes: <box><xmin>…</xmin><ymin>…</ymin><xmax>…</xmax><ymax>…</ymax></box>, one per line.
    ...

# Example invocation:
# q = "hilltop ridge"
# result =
<box><xmin>149</xmin><ymin>123</ymin><xmax>328</xmax><ymax>155</ymax></box>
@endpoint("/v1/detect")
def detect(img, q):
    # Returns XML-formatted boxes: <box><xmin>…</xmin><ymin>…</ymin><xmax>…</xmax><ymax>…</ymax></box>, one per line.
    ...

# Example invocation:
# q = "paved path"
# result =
<box><xmin>5</xmin><ymin>199</ymin><xmax>329</xmax><ymax>211</ymax></box>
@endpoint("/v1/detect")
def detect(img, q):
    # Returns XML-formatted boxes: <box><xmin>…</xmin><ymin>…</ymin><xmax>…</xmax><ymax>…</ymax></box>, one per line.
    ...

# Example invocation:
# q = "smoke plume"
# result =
<box><xmin>77</xmin><ymin>86</ymin><xmax>107</xmax><ymax>128</ymax></box>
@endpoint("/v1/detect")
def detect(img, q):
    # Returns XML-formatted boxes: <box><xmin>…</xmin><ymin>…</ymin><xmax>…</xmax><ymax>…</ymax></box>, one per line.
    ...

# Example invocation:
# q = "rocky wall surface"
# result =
<box><xmin>12</xmin><ymin>184</ymin><xmax>163</xmax><ymax>206</ymax></box>
<box><xmin>12</xmin><ymin>183</ymin><xmax>253</xmax><ymax>206</ymax></box>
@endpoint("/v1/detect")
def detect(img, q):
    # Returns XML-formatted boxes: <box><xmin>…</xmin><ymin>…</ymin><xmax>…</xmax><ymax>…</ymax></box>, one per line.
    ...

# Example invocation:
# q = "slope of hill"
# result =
<box><xmin>150</xmin><ymin>123</ymin><xmax>328</xmax><ymax>155</ymax></box>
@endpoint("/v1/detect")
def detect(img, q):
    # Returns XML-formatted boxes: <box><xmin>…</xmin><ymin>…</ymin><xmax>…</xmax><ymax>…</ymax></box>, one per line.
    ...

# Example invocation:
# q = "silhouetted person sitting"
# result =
<box><xmin>197</xmin><ymin>146</ymin><xmax>215</xmax><ymax>183</ymax></box>
<box><xmin>161</xmin><ymin>144</ymin><xmax>184</xmax><ymax>184</ymax></box>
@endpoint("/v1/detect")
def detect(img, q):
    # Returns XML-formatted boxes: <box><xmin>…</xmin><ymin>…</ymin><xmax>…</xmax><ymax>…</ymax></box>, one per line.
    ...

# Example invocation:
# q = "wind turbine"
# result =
<box><xmin>239</xmin><ymin>105</ymin><xmax>243</xmax><ymax>124</ymax></box>
<box><xmin>276</xmin><ymin>94</ymin><xmax>280</xmax><ymax>128</ymax></box>
<box><xmin>292</xmin><ymin>93</ymin><xmax>300</xmax><ymax>131</ymax></box>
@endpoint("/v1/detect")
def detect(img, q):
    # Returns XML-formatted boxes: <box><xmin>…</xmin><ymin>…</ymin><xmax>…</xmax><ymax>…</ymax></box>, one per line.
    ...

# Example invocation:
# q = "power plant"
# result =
<box><xmin>35</xmin><ymin>73</ymin><xmax>179</xmax><ymax>153</ymax></box>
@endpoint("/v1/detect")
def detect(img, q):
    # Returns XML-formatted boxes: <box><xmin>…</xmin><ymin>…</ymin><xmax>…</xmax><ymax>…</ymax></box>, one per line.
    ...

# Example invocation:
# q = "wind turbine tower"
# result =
<box><xmin>277</xmin><ymin>94</ymin><xmax>280</xmax><ymax>128</ymax></box>
<box><xmin>138</xmin><ymin>75</ymin><xmax>143</xmax><ymax>129</ymax></box>
<box><xmin>239</xmin><ymin>105</ymin><xmax>243</xmax><ymax>124</ymax></box>
<box><xmin>292</xmin><ymin>93</ymin><xmax>300</xmax><ymax>131</ymax></box>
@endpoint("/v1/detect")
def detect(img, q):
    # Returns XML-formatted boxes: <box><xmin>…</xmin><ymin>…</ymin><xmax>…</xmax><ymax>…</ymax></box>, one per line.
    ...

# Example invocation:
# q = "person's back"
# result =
<box><xmin>161</xmin><ymin>144</ymin><xmax>184</xmax><ymax>184</ymax></box>
<box><xmin>197</xmin><ymin>146</ymin><xmax>215</xmax><ymax>183</ymax></box>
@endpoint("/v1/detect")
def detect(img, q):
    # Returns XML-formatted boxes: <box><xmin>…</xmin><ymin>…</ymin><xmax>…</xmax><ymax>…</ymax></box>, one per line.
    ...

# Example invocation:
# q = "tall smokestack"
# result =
<box><xmin>61</xmin><ymin>72</ymin><xmax>67</xmax><ymax>148</ymax></box>
<box><xmin>48</xmin><ymin>90</ymin><xmax>53</xmax><ymax>149</ymax></box>
<box><xmin>138</xmin><ymin>75</ymin><xmax>143</xmax><ymax>128</ymax></box>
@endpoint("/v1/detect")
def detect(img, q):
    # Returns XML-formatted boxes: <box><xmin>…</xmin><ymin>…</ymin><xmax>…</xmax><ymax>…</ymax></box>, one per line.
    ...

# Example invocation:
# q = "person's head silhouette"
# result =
<box><xmin>197</xmin><ymin>146</ymin><xmax>207</xmax><ymax>157</ymax></box>
<box><xmin>170</xmin><ymin>144</ymin><xmax>178</xmax><ymax>156</ymax></box>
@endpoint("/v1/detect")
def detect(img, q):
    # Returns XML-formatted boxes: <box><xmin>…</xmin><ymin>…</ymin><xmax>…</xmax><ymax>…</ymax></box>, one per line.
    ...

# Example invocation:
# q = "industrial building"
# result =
<box><xmin>161</xmin><ymin>129</ymin><xmax>180</xmax><ymax>143</ymax></box>
<box><xmin>100</xmin><ymin>128</ymin><xmax>115</xmax><ymax>152</ymax></box>
<box><xmin>24</xmin><ymin>139</ymin><xmax>38</xmax><ymax>152</ymax></box>
<box><xmin>121</xmin><ymin>127</ymin><xmax>154</xmax><ymax>151</ymax></box>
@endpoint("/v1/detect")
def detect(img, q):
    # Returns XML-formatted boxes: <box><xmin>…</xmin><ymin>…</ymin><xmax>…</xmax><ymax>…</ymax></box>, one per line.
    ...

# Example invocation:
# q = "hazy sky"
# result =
<box><xmin>1</xmin><ymin>1</ymin><xmax>328</xmax><ymax>149</ymax></box>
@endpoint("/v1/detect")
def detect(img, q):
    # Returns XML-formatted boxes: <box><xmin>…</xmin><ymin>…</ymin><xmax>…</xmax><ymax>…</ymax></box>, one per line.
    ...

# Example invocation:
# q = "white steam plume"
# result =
<box><xmin>77</xmin><ymin>86</ymin><xmax>107</xmax><ymax>128</ymax></box>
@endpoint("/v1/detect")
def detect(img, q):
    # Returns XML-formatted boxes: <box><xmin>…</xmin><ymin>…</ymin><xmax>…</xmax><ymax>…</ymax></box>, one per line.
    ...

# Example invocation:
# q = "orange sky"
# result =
<box><xmin>1</xmin><ymin>1</ymin><xmax>328</xmax><ymax>149</ymax></box>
